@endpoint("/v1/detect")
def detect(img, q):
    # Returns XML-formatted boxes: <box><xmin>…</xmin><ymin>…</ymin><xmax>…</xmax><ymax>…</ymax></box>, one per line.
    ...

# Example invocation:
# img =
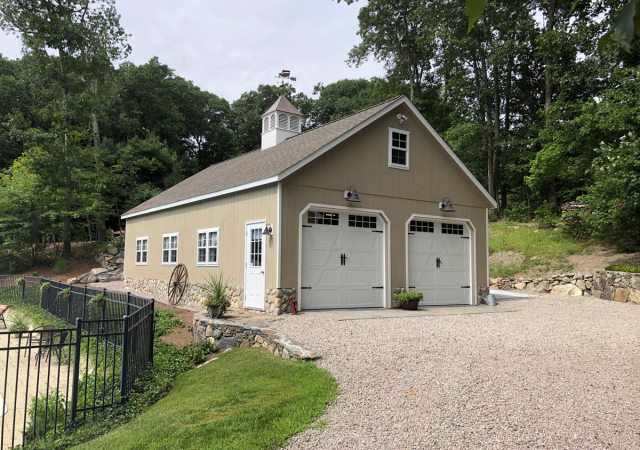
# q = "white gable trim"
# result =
<box><xmin>123</xmin><ymin>96</ymin><xmax>495</xmax><ymax>220</ymax></box>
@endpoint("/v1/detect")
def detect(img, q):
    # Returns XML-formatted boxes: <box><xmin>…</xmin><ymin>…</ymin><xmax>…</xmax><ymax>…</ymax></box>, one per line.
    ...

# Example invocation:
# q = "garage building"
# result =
<box><xmin>121</xmin><ymin>95</ymin><xmax>496</xmax><ymax>313</ymax></box>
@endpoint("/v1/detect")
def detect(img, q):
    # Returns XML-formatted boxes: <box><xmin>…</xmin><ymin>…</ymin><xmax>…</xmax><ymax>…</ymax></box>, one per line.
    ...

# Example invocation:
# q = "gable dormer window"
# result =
<box><xmin>388</xmin><ymin>128</ymin><xmax>410</xmax><ymax>170</ymax></box>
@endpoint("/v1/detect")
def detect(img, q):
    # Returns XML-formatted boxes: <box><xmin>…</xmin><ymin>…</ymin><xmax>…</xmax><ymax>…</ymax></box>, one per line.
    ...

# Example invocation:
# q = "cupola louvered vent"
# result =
<box><xmin>269</xmin><ymin>114</ymin><xmax>276</xmax><ymax>130</ymax></box>
<box><xmin>290</xmin><ymin>116</ymin><xmax>299</xmax><ymax>132</ymax></box>
<box><xmin>278</xmin><ymin>113</ymin><xmax>288</xmax><ymax>129</ymax></box>
<box><xmin>263</xmin><ymin>117</ymin><xmax>269</xmax><ymax>133</ymax></box>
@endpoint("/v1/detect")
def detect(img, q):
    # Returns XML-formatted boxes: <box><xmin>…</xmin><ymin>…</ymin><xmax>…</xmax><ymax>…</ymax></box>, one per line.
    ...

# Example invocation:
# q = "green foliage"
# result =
<box><xmin>394</xmin><ymin>291</ymin><xmax>424</xmax><ymax>305</ymax></box>
<box><xmin>39</xmin><ymin>282</ymin><xmax>51</xmax><ymax>292</ymax></box>
<box><xmin>578</xmin><ymin>133</ymin><xmax>640</xmax><ymax>252</ymax></box>
<box><xmin>9</xmin><ymin>311</ymin><xmax>30</xmax><ymax>331</ymax></box>
<box><xmin>153</xmin><ymin>310</ymin><xmax>184</xmax><ymax>337</ymax></box>
<box><xmin>503</xmin><ymin>202</ymin><xmax>530</xmax><ymax>223</ymax></box>
<box><xmin>90</xmin><ymin>294</ymin><xmax>107</xmax><ymax>308</ymax></box>
<box><xmin>72</xmin><ymin>349</ymin><xmax>338</xmax><ymax>450</ymax></box>
<box><xmin>54</xmin><ymin>260</ymin><xmax>69</xmax><ymax>274</ymax></box>
<box><xmin>605</xmin><ymin>264</ymin><xmax>640</xmax><ymax>273</ymax></box>
<box><xmin>15</xmin><ymin>276</ymin><xmax>25</xmax><ymax>285</ymax></box>
<box><xmin>26</xmin><ymin>391</ymin><xmax>68</xmax><ymax>439</ymax></box>
<box><xmin>535</xmin><ymin>202</ymin><xmax>561</xmax><ymax>229</ymax></box>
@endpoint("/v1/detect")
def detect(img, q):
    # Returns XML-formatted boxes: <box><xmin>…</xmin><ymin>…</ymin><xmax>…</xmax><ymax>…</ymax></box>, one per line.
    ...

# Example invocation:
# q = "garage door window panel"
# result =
<box><xmin>308</xmin><ymin>211</ymin><xmax>339</xmax><ymax>226</ymax></box>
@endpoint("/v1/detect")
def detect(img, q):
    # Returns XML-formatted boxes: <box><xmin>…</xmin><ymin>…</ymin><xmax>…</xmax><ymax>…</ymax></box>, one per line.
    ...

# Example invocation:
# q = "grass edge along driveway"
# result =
<box><xmin>73</xmin><ymin>348</ymin><xmax>338</xmax><ymax>450</ymax></box>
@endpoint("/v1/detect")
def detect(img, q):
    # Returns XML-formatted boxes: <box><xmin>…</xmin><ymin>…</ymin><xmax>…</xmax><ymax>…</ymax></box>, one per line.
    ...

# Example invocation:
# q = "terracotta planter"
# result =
<box><xmin>207</xmin><ymin>306</ymin><xmax>221</xmax><ymax>318</ymax></box>
<box><xmin>93</xmin><ymin>300</ymin><xmax>106</xmax><ymax>309</ymax></box>
<box><xmin>400</xmin><ymin>300</ymin><xmax>420</xmax><ymax>310</ymax></box>
<box><xmin>42</xmin><ymin>285</ymin><xmax>51</xmax><ymax>291</ymax></box>
<box><xmin>61</xmin><ymin>293</ymin><xmax>71</xmax><ymax>300</ymax></box>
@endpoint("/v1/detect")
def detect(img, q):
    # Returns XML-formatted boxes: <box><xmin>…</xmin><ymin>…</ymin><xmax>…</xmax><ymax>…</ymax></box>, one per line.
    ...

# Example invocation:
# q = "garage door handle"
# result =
<box><xmin>461</xmin><ymin>286</ymin><xmax>470</xmax><ymax>288</ymax></box>
<box><xmin>372</xmin><ymin>286</ymin><xmax>384</xmax><ymax>289</ymax></box>
<box><xmin>409</xmin><ymin>286</ymin><xmax>415</xmax><ymax>288</ymax></box>
<box><xmin>436</xmin><ymin>257</ymin><xmax>442</xmax><ymax>268</ymax></box>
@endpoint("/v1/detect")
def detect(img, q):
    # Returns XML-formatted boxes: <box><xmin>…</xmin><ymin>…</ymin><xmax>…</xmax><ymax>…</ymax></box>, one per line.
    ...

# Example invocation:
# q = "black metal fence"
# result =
<box><xmin>0</xmin><ymin>275</ymin><xmax>155</xmax><ymax>448</ymax></box>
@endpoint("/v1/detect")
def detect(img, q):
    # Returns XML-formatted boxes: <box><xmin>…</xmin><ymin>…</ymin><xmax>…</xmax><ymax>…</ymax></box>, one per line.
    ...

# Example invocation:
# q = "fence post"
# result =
<box><xmin>120</xmin><ymin>315</ymin><xmax>130</xmax><ymax>399</ymax></box>
<box><xmin>70</xmin><ymin>317</ymin><xmax>83</xmax><ymax>421</ymax></box>
<box><xmin>126</xmin><ymin>292</ymin><xmax>131</xmax><ymax>317</ymax></box>
<box><xmin>21</xmin><ymin>274</ymin><xmax>26</xmax><ymax>299</ymax></box>
<box><xmin>82</xmin><ymin>286</ymin><xmax>87</xmax><ymax>323</ymax></box>
<box><xmin>67</xmin><ymin>284</ymin><xmax>73</xmax><ymax>321</ymax></box>
<box><xmin>149</xmin><ymin>298</ymin><xmax>155</xmax><ymax>364</ymax></box>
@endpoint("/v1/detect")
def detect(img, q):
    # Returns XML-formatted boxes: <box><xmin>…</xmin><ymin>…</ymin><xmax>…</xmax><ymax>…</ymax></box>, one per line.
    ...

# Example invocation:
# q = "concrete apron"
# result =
<box><xmin>299</xmin><ymin>304</ymin><xmax>522</xmax><ymax>321</ymax></box>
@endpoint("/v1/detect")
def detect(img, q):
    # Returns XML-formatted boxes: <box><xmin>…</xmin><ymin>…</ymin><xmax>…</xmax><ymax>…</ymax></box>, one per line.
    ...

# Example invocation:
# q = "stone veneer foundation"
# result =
<box><xmin>123</xmin><ymin>277</ymin><xmax>296</xmax><ymax>315</ymax></box>
<box><xmin>193</xmin><ymin>313</ymin><xmax>319</xmax><ymax>360</ymax></box>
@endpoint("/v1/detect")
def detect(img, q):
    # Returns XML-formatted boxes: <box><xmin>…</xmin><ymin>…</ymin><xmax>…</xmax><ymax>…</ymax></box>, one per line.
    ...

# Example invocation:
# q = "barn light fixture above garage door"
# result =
<box><xmin>344</xmin><ymin>185</ymin><xmax>361</xmax><ymax>202</ymax></box>
<box><xmin>439</xmin><ymin>197</ymin><xmax>455</xmax><ymax>212</ymax></box>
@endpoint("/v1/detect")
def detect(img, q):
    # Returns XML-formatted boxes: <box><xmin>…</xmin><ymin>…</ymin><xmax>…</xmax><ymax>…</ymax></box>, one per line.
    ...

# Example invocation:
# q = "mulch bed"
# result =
<box><xmin>155</xmin><ymin>302</ymin><xmax>195</xmax><ymax>348</ymax></box>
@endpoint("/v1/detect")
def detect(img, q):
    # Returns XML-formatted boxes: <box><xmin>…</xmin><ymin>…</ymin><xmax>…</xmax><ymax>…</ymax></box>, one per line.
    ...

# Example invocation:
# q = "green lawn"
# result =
<box><xmin>489</xmin><ymin>222</ymin><xmax>594</xmax><ymax>277</ymax></box>
<box><xmin>73</xmin><ymin>348</ymin><xmax>338</xmax><ymax>450</ymax></box>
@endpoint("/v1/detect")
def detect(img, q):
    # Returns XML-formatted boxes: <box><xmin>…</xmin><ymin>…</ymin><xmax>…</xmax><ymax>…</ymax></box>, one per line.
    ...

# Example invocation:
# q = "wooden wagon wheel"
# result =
<box><xmin>167</xmin><ymin>263</ymin><xmax>188</xmax><ymax>305</ymax></box>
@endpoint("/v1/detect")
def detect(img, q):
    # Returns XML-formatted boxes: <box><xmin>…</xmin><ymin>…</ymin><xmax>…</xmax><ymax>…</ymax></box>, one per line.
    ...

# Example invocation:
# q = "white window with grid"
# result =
<box><xmin>388</xmin><ymin>128</ymin><xmax>410</xmax><ymax>170</ymax></box>
<box><xmin>197</xmin><ymin>228</ymin><xmax>219</xmax><ymax>266</ymax></box>
<box><xmin>162</xmin><ymin>233</ymin><xmax>179</xmax><ymax>265</ymax></box>
<box><xmin>136</xmin><ymin>237</ymin><xmax>148</xmax><ymax>265</ymax></box>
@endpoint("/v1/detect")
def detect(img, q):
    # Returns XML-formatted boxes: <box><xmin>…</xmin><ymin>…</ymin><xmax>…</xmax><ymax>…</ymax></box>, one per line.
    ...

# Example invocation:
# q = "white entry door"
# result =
<box><xmin>301</xmin><ymin>210</ymin><xmax>384</xmax><ymax>309</ymax></box>
<box><xmin>408</xmin><ymin>219</ymin><xmax>472</xmax><ymax>305</ymax></box>
<box><xmin>244</xmin><ymin>222</ymin><xmax>266</xmax><ymax>309</ymax></box>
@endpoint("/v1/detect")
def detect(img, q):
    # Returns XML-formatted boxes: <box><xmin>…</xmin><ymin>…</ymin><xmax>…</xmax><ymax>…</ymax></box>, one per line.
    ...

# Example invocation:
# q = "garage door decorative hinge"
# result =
<box><xmin>461</xmin><ymin>236</ymin><xmax>469</xmax><ymax>239</ymax></box>
<box><xmin>372</xmin><ymin>230</ymin><xmax>383</xmax><ymax>233</ymax></box>
<box><xmin>372</xmin><ymin>286</ymin><xmax>384</xmax><ymax>289</ymax></box>
<box><xmin>407</xmin><ymin>232</ymin><xmax>414</xmax><ymax>235</ymax></box>
<box><xmin>409</xmin><ymin>286</ymin><xmax>416</xmax><ymax>288</ymax></box>
<box><xmin>302</xmin><ymin>225</ymin><xmax>312</xmax><ymax>228</ymax></box>
<box><xmin>461</xmin><ymin>286</ymin><xmax>470</xmax><ymax>288</ymax></box>
<box><xmin>301</xmin><ymin>287</ymin><xmax>312</xmax><ymax>289</ymax></box>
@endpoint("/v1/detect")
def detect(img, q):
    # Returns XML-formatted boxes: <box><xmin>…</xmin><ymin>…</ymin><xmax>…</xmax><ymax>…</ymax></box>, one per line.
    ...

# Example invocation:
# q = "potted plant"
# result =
<box><xmin>9</xmin><ymin>313</ymin><xmax>29</xmax><ymax>333</ymax></box>
<box><xmin>40</xmin><ymin>282</ymin><xmax>51</xmax><ymax>292</ymax></box>
<box><xmin>15</xmin><ymin>277</ymin><xmax>25</xmax><ymax>286</ymax></box>
<box><xmin>203</xmin><ymin>273</ymin><xmax>231</xmax><ymax>318</ymax></box>
<box><xmin>395</xmin><ymin>291</ymin><xmax>424</xmax><ymax>310</ymax></box>
<box><xmin>89</xmin><ymin>294</ymin><xmax>107</xmax><ymax>309</ymax></box>
<box><xmin>58</xmin><ymin>288</ymin><xmax>72</xmax><ymax>300</ymax></box>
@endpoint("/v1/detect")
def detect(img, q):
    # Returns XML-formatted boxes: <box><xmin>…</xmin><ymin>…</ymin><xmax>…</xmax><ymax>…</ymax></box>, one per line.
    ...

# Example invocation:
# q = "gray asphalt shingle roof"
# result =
<box><xmin>123</xmin><ymin>96</ymin><xmax>402</xmax><ymax>217</ymax></box>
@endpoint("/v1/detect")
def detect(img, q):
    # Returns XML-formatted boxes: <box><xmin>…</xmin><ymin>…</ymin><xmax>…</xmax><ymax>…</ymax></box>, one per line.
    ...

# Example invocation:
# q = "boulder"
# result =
<box><xmin>575</xmin><ymin>279</ymin><xmax>586</xmax><ymax>291</ymax></box>
<box><xmin>115</xmin><ymin>258</ymin><xmax>125</xmax><ymax>264</ymax></box>
<box><xmin>514</xmin><ymin>282</ymin><xmax>527</xmax><ymax>290</ymax></box>
<box><xmin>96</xmin><ymin>271</ymin><xmax>123</xmax><ymax>282</ymax></box>
<box><xmin>602</xmin><ymin>286</ymin><xmax>615</xmax><ymax>301</ymax></box>
<box><xmin>78</xmin><ymin>272</ymin><xmax>98</xmax><ymax>284</ymax></box>
<box><xmin>628</xmin><ymin>289</ymin><xmax>640</xmax><ymax>305</ymax></box>
<box><xmin>536</xmin><ymin>280</ymin><xmax>550</xmax><ymax>292</ymax></box>
<box><xmin>614</xmin><ymin>288</ymin><xmax>630</xmax><ymax>303</ymax></box>
<box><xmin>107</xmin><ymin>246</ymin><xmax>118</xmax><ymax>255</ymax></box>
<box><xmin>551</xmin><ymin>284</ymin><xmax>583</xmax><ymax>296</ymax></box>
<box><xmin>90</xmin><ymin>268</ymin><xmax>108</xmax><ymax>276</ymax></box>
<box><xmin>67</xmin><ymin>277</ymin><xmax>79</xmax><ymax>284</ymax></box>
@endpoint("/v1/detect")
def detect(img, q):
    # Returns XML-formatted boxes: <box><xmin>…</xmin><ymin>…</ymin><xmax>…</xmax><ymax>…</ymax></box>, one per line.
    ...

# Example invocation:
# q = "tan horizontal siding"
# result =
<box><xmin>124</xmin><ymin>184</ymin><xmax>279</xmax><ymax>288</ymax></box>
<box><xmin>280</xmin><ymin>104</ymin><xmax>489</xmax><ymax>295</ymax></box>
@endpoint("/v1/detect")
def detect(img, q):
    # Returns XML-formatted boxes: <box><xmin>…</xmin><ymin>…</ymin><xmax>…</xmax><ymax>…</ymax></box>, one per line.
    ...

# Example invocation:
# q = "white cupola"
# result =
<box><xmin>261</xmin><ymin>95</ymin><xmax>303</xmax><ymax>150</ymax></box>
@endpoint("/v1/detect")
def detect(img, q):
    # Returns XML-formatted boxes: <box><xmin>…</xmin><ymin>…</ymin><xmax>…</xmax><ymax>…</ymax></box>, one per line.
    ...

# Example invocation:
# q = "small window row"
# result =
<box><xmin>410</xmin><ymin>220</ymin><xmax>434</xmax><ymax>233</ymax></box>
<box><xmin>349</xmin><ymin>215</ymin><xmax>377</xmax><ymax>229</ymax></box>
<box><xmin>136</xmin><ymin>229</ymin><xmax>220</xmax><ymax>266</ymax></box>
<box><xmin>308</xmin><ymin>211</ymin><xmax>339</xmax><ymax>226</ymax></box>
<box><xmin>442</xmin><ymin>223</ymin><xmax>464</xmax><ymax>235</ymax></box>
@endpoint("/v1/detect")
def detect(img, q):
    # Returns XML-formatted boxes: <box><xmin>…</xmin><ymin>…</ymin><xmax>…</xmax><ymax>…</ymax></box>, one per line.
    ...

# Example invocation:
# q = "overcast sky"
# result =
<box><xmin>0</xmin><ymin>0</ymin><xmax>386</xmax><ymax>102</ymax></box>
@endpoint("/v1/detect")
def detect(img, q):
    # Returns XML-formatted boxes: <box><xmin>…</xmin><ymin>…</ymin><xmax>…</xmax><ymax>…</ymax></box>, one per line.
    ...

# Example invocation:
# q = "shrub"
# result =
<box><xmin>579</xmin><ymin>133</ymin><xmax>640</xmax><ymax>252</ymax></box>
<box><xmin>9</xmin><ymin>312</ymin><xmax>30</xmax><ymax>332</ymax></box>
<box><xmin>535</xmin><ymin>201</ymin><xmax>561</xmax><ymax>228</ymax></box>
<box><xmin>605</xmin><ymin>264</ymin><xmax>640</xmax><ymax>273</ymax></box>
<box><xmin>54</xmin><ymin>260</ymin><xmax>69</xmax><ymax>274</ymax></box>
<box><xmin>25</xmin><ymin>391</ymin><xmax>68</xmax><ymax>439</ymax></box>
<box><xmin>503</xmin><ymin>201</ymin><xmax>530</xmax><ymax>222</ymax></box>
<box><xmin>394</xmin><ymin>291</ymin><xmax>423</xmax><ymax>305</ymax></box>
<box><xmin>488</xmin><ymin>211</ymin><xmax>500</xmax><ymax>222</ymax></box>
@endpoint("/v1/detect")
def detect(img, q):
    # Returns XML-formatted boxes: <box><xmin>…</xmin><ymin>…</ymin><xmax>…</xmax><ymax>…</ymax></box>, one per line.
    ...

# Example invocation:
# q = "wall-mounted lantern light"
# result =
<box><xmin>262</xmin><ymin>224</ymin><xmax>273</xmax><ymax>236</ymax></box>
<box><xmin>397</xmin><ymin>114</ymin><xmax>408</xmax><ymax>124</ymax></box>
<box><xmin>439</xmin><ymin>197</ymin><xmax>455</xmax><ymax>212</ymax></box>
<box><xmin>344</xmin><ymin>185</ymin><xmax>361</xmax><ymax>202</ymax></box>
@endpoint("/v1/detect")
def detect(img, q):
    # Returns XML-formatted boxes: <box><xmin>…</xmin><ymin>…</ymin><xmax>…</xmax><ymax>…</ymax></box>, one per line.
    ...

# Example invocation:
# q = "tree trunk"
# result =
<box><xmin>545</xmin><ymin>0</ymin><xmax>557</xmax><ymax>205</ymax></box>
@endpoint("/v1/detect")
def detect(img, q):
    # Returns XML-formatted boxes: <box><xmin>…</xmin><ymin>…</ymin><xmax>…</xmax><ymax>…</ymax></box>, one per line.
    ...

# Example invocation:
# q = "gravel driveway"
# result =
<box><xmin>275</xmin><ymin>294</ymin><xmax>640</xmax><ymax>449</ymax></box>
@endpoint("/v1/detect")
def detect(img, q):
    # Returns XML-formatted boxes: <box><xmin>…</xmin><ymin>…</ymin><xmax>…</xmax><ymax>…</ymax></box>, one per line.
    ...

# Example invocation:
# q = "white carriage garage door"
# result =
<box><xmin>408</xmin><ymin>219</ymin><xmax>472</xmax><ymax>305</ymax></box>
<box><xmin>301</xmin><ymin>210</ymin><xmax>384</xmax><ymax>310</ymax></box>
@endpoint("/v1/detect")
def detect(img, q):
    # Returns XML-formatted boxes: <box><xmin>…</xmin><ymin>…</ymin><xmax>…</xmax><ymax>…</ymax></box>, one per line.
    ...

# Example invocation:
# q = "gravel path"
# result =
<box><xmin>275</xmin><ymin>295</ymin><xmax>640</xmax><ymax>449</ymax></box>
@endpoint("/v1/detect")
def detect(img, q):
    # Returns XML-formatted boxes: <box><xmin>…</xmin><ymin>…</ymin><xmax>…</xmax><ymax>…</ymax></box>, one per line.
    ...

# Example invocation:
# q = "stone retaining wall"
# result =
<box><xmin>123</xmin><ymin>277</ymin><xmax>296</xmax><ymax>315</ymax></box>
<box><xmin>193</xmin><ymin>313</ymin><xmax>319</xmax><ymax>360</ymax></box>
<box><xmin>490</xmin><ymin>270</ymin><xmax>640</xmax><ymax>304</ymax></box>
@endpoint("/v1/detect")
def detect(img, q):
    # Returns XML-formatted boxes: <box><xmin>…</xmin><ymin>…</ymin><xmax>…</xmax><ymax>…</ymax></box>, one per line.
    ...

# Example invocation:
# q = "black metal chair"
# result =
<box><xmin>26</xmin><ymin>325</ymin><xmax>57</xmax><ymax>364</ymax></box>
